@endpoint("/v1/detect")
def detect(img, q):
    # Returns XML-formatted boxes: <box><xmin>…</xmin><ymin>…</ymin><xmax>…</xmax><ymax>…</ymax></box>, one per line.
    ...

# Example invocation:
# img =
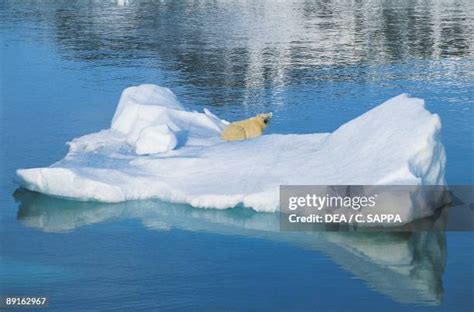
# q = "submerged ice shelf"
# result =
<box><xmin>16</xmin><ymin>84</ymin><xmax>446</xmax><ymax>216</ymax></box>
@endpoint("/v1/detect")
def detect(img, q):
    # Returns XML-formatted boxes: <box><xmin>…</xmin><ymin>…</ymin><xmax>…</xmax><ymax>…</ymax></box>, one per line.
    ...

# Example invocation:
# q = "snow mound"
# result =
<box><xmin>16</xmin><ymin>84</ymin><xmax>446</xmax><ymax>214</ymax></box>
<box><xmin>135</xmin><ymin>125</ymin><xmax>177</xmax><ymax>155</ymax></box>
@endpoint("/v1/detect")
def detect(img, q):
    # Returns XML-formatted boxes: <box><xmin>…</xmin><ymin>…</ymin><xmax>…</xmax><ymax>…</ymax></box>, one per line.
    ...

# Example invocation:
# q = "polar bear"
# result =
<box><xmin>220</xmin><ymin>113</ymin><xmax>272</xmax><ymax>141</ymax></box>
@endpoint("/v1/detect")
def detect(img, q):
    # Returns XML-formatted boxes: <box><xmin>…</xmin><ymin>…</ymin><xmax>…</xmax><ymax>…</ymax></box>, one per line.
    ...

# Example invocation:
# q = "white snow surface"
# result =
<box><xmin>16</xmin><ymin>84</ymin><xmax>445</xmax><ymax>213</ymax></box>
<box><xmin>135</xmin><ymin>125</ymin><xmax>177</xmax><ymax>155</ymax></box>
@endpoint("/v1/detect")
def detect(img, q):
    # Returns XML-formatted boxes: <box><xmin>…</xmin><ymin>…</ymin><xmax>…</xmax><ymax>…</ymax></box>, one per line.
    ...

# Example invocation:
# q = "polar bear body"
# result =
<box><xmin>220</xmin><ymin>113</ymin><xmax>272</xmax><ymax>141</ymax></box>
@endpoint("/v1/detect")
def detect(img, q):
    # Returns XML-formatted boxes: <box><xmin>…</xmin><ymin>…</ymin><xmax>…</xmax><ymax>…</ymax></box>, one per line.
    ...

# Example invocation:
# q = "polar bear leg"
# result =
<box><xmin>220</xmin><ymin>125</ymin><xmax>246</xmax><ymax>141</ymax></box>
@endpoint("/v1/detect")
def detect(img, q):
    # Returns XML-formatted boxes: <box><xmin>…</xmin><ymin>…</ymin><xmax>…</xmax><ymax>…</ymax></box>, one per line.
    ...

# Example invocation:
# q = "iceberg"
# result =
<box><xmin>16</xmin><ymin>84</ymin><xmax>446</xmax><ymax>214</ymax></box>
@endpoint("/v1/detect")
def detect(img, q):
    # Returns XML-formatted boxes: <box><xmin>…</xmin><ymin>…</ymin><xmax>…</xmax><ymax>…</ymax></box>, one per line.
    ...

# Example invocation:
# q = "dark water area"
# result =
<box><xmin>1</xmin><ymin>1</ymin><xmax>473</xmax><ymax>311</ymax></box>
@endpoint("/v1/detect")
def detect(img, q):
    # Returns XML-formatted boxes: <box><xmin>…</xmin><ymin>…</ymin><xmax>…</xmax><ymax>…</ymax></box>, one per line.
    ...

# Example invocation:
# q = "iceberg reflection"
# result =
<box><xmin>14</xmin><ymin>189</ymin><xmax>446</xmax><ymax>305</ymax></box>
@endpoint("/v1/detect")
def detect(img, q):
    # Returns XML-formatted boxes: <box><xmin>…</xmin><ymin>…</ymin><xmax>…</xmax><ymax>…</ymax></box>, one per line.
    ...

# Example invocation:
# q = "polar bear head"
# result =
<box><xmin>256</xmin><ymin>113</ymin><xmax>273</xmax><ymax>128</ymax></box>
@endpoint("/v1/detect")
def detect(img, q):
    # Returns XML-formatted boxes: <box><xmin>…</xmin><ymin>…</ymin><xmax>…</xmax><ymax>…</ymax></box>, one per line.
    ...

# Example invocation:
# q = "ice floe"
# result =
<box><xmin>16</xmin><ymin>84</ymin><xmax>446</xmax><ymax>215</ymax></box>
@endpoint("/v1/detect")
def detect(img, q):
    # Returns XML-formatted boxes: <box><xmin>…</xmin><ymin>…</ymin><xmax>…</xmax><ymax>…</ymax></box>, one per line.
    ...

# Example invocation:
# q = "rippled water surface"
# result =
<box><xmin>1</xmin><ymin>1</ymin><xmax>473</xmax><ymax>311</ymax></box>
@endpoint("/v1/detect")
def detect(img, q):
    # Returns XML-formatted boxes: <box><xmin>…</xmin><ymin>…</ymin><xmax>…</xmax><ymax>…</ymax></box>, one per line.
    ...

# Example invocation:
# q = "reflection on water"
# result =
<box><xmin>15</xmin><ymin>189</ymin><xmax>446</xmax><ymax>306</ymax></box>
<box><xmin>2</xmin><ymin>1</ymin><xmax>473</xmax><ymax>102</ymax></box>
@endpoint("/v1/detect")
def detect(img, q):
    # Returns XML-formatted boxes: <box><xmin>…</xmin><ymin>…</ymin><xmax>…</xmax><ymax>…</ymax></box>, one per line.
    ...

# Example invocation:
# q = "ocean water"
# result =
<box><xmin>0</xmin><ymin>1</ymin><xmax>473</xmax><ymax>311</ymax></box>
